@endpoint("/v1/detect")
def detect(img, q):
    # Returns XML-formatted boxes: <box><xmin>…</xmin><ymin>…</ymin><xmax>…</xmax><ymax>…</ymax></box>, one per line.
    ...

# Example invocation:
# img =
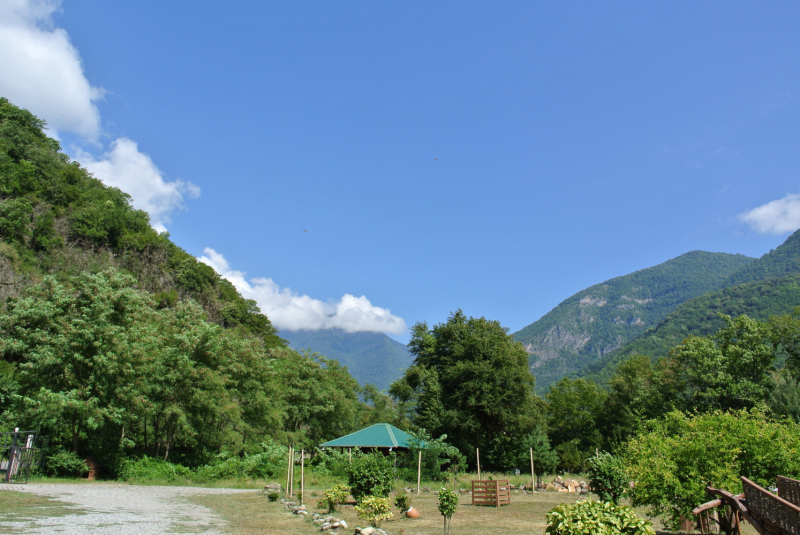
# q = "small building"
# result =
<box><xmin>320</xmin><ymin>423</ymin><xmax>423</xmax><ymax>454</ymax></box>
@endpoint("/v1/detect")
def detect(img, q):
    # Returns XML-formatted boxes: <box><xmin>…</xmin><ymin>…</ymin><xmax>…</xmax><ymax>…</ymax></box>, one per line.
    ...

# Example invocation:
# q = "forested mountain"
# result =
<box><xmin>280</xmin><ymin>329</ymin><xmax>413</xmax><ymax>390</ymax></box>
<box><xmin>512</xmin><ymin>251</ymin><xmax>755</xmax><ymax>391</ymax></box>
<box><xmin>0</xmin><ymin>98</ymin><xmax>375</xmax><ymax>474</ymax></box>
<box><xmin>577</xmin><ymin>273</ymin><xmax>800</xmax><ymax>384</ymax></box>
<box><xmin>725</xmin><ymin>229</ymin><xmax>800</xmax><ymax>286</ymax></box>
<box><xmin>576</xmin><ymin>229</ymin><xmax>800</xmax><ymax>385</ymax></box>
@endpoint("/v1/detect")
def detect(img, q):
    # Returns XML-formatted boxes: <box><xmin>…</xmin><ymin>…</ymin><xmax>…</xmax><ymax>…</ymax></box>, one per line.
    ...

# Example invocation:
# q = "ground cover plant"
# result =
<box><xmin>545</xmin><ymin>500</ymin><xmax>655</xmax><ymax>535</ymax></box>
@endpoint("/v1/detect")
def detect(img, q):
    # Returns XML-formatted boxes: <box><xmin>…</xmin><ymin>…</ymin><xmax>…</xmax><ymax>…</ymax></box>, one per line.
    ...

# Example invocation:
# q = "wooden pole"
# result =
<box><xmin>291</xmin><ymin>446</ymin><xmax>296</xmax><ymax>498</ymax></box>
<box><xmin>417</xmin><ymin>450</ymin><xmax>422</xmax><ymax>495</ymax></box>
<box><xmin>348</xmin><ymin>447</ymin><xmax>352</xmax><ymax>463</ymax></box>
<box><xmin>530</xmin><ymin>448</ymin><xmax>535</xmax><ymax>491</ymax></box>
<box><xmin>300</xmin><ymin>449</ymin><xmax>305</xmax><ymax>505</ymax></box>
<box><xmin>286</xmin><ymin>445</ymin><xmax>292</xmax><ymax>496</ymax></box>
<box><xmin>476</xmin><ymin>448</ymin><xmax>481</xmax><ymax>481</ymax></box>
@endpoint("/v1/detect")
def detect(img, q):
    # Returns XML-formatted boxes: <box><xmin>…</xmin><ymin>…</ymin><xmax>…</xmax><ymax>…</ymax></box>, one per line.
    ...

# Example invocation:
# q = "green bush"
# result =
<box><xmin>586</xmin><ymin>451</ymin><xmax>628</xmax><ymax>504</ymax></box>
<box><xmin>267</xmin><ymin>491</ymin><xmax>279</xmax><ymax>501</ymax></box>
<box><xmin>119</xmin><ymin>456</ymin><xmax>191</xmax><ymax>482</ymax></box>
<box><xmin>44</xmin><ymin>450</ymin><xmax>87</xmax><ymax>478</ymax></box>
<box><xmin>317</xmin><ymin>484</ymin><xmax>351</xmax><ymax>513</ymax></box>
<box><xmin>437</xmin><ymin>487</ymin><xmax>459</xmax><ymax>535</ymax></box>
<box><xmin>355</xmin><ymin>495</ymin><xmax>393</xmax><ymax>527</ymax></box>
<box><xmin>347</xmin><ymin>452</ymin><xmax>394</xmax><ymax>502</ymax></box>
<box><xmin>545</xmin><ymin>500</ymin><xmax>655</xmax><ymax>535</ymax></box>
<box><xmin>394</xmin><ymin>490</ymin><xmax>412</xmax><ymax>511</ymax></box>
<box><xmin>625</xmin><ymin>409</ymin><xmax>800</xmax><ymax>529</ymax></box>
<box><xmin>194</xmin><ymin>441</ymin><xmax>288</xmax><ymax>481</ymax></box>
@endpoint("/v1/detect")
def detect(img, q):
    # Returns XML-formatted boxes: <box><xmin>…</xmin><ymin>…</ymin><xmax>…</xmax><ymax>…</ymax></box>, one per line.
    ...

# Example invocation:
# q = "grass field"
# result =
<box><xmin>0</xmin><ymin>490</ymin><xmax>86</xmax><ymax>533</ymax></box>
<box><xmin>190</xmin><ymin>487</ymin><xmax>759</xmax><ymax>535</ymax></box>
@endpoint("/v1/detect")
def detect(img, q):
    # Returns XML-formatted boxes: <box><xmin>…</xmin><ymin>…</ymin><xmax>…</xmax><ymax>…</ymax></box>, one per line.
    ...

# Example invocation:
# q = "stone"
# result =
<box><xmin>321</xmin><ymin>523</ymin><xmax>331</xmax><ymax>531</ymax></box>
<box><xmin>331</xmin><ymin>522</ymin><xmax>340</xmax><ymax>528</ymax></box>
<box><xmin>360</xmin><ymin>528</ymin><xmax>375</xmax><ymax>535</ymax></box>
<box><xmin>298</xmin><ymin>510</ymin><xmax>309</xmax><ymax>515</ymax></box>
<box><xmin>339</xmin><ymin>520</ymin><xmax>347</xmax><ymax>529</ymax></box>
<box><xmin>422</xmin><ymin>486</ymin><xmax>431</xmax><ymax>493</ymax></box>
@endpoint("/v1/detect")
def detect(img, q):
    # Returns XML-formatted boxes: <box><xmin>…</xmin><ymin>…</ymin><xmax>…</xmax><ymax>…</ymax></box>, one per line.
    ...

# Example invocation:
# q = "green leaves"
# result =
<box><xmin>437</xmin><ymin>487</ymin><xmax>458</xmax><ymax>518</ymax></box>
<box><xmin>545</xmin><ymin>500</ymin><xmax>654</xmax><ymax>535</ymax></box>
<box><xmin>347</xmin><ymin>452</ymin><xmax>395</xmax><ymax>502</ymax></box>
<box><xmin>393</xmin><ymin>309</ymin><xmax>540</xmax><ymax>470</ymax></box>
<box><xmin>586</xmin><ymin>451</ymin><xmax>628</xmax><ymax>504</ymax></box>
<box><xmin>624</xmin><ymin>409</ymin><xmax>800</xmax><ymax>529</ymax></box>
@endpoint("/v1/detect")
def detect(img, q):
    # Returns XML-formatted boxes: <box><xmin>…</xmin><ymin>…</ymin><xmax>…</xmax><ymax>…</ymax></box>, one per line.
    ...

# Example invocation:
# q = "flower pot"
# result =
<box><xmin>405</xmin><ymin>506</ymin><xmax>420</xmax><ymax>518</ymax></box>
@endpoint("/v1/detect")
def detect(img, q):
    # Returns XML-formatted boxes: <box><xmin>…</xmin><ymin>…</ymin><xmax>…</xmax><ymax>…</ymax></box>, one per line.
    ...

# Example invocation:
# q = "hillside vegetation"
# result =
<box><xmin>513</xmin><ymin>251</ymin><xmax>755</xmax><ymax>391</ymax></box>
<box><xmin>281</xmin><ymin>329</ymin><xmax>413</xmax><ymax>390</ymax></box>
<box><xmin>0</xmin><ymin>98</ymin><xmax>389</xmax><ymax>476</ymax></box>
<box><xmin>577</xmin><ymin>229</ymin><xmax>800</xmax><ymax>385</ymax></box>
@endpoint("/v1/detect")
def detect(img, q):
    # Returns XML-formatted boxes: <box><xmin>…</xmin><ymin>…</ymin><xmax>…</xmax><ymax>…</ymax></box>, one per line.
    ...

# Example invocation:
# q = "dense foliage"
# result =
<box><xmin>513</xmin><ymin>250</ymin><xmax>755</xmax><ymax>391</ymax></box>
<box><xmin>583</xmin><ymin>274</ymin><xmax>800</xmax><ymax>384</ymax></box>
<box><xmin>354</xmin><ymin>495</ymin><xmax>393</xmax><ymax>527</ymax></box>
<box><xmin>586</xmin><ymin>452</ymin><xmax>628</xmax><ymax>505</ymax></box>
<box><xmin>545</xmin><ymin>500</ymin><xmax>655</xmax><ymax>535</ymax></box>
<box><xmin>346</xmin><ymin>452</ymin><xmax>395</xmax><ymax>502</ymax></box>
<box><xmin>390</xmin><ymin>310</ymin><xmax>543</xmax><ymax>470</ymax></box>
<box><xmin>624</xmin><ymin>410</ymin><xmax>800</xmax><ymax>529</ymax></box>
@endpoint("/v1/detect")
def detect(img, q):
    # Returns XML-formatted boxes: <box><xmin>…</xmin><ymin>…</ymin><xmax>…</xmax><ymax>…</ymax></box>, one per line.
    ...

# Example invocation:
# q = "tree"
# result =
<box><xmin>390</xmin><ymin>310</ymin><xmax>540</xmax><ymax>470</ymax></box>
<box><xmin>625</xmin><ymin>409</ymin><xmax>800</xmax><ymax>530</ymax></box>
<box><xmin>546</xmin><ymin>378</ymin><xmax>605</xmax><ymax>457</ymax></box>
<box><xmin>671</xmin><ymin>314</ymin><xmax>774</xmax><ymax>411</ymax></box>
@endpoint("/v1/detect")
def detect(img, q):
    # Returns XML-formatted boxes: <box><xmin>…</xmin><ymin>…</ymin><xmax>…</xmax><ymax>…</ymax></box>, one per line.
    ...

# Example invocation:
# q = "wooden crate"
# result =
<box><xmin>472</xmin><ymin>480</ymin><xmax>511</xmax><ymax>507</ymax></box>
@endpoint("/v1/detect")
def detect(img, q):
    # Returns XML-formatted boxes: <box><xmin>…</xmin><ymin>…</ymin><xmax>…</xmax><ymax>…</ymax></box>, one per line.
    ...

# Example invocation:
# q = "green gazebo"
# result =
<box><xmin>320</xmin><ymin>423</ymin><xmax>423</xmax><ymax>453</ymax></box>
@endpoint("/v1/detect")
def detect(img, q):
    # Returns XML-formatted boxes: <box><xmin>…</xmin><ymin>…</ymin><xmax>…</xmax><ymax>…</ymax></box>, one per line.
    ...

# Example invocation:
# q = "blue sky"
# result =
<box><xmin>2</xmin><ymin>1</ymin><xmax>800</xmax><ymax>341</ymax></box>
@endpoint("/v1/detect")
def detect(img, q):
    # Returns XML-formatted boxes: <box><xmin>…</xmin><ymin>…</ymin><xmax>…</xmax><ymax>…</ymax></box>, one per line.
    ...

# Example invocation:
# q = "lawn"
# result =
<box><xmin>190</xmin><ymin>486</ymin><xmax>759</xmax><ymax>535</ymax></box>
<box><xmin>0</xmin><ymin>490</ymin><xmax>86</xmax><ymax>533</ymax></box>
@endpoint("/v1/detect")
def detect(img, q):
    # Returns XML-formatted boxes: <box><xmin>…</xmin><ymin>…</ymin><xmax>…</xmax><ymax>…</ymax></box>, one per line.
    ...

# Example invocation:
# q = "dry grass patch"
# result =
<box><xmin>191</xmin><ymin>488</ymin><xmax>738</xmax><ymax>535</ymax></box>
<box><xmin>0</xmin><ymin>489</ymin><xmax>85</xmax><ymax>533</ymax></box>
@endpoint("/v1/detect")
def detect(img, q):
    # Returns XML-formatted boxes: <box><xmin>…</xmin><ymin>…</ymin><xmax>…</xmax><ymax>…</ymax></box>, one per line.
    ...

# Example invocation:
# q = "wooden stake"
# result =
<box><xmin>348</xmin><ymin>447</ymin><xmax>352</xmax><ymax>463</ymax></box>
<box><xmin>286</xmin><ymin>445</ymin><xmax>292</xmax><ymax>496</ymax></box>
<box><xmin>290</xmin><ymin>446</ymin><xmax>295</xmax><ymax>497</ymax></box>
<box><xmin>476</xmin><ymin>448</ymin><xmax>481</xmax><ymax>481</ymax></box>
<box><xmin>300</xmin><ymin>449</ymin><xmax>305</xmax><ymax>505</ymax></box>
<box><xmin>417</xmin><ymin>450</ymin><xmax>422</xmax><ymax>495</ymax></box>
<box><xmin>530</xmin><ymin>448</ymin><xmax>535</xmax><ymax>491</ymax></box>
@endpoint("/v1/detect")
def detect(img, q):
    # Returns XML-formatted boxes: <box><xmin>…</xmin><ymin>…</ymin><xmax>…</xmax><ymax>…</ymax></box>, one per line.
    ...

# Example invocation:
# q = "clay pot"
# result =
<box><xmin>405</xmin><ymin>506</ymin><xmax>420</xmax><ymax>519</ymax></box>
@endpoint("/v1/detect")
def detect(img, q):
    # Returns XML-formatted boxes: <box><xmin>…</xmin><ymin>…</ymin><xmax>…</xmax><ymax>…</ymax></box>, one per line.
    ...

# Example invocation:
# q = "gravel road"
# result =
<box><xmin>0</xmin><ymin>483</ymin><xmax>254</xmax><ymax>534</ymax></box>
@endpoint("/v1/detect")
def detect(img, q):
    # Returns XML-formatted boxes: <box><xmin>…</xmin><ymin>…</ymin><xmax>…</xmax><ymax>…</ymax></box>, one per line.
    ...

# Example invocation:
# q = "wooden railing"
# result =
<box><xmin>694</xmin><ymin>477</ymin><xmax>800</xmax><ymax>535</ymax></box>
<box><xmin>471</xmin><ymin>480</ymin><xmax>511</xmax><ymax>507</ymax></box>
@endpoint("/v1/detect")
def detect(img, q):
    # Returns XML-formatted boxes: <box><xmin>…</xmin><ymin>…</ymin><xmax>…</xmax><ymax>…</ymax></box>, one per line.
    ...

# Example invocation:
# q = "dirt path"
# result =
<box><xmin>0</xmin><ymin>483</ymin><xmax>254</xmax><ymax>534</ymax></box>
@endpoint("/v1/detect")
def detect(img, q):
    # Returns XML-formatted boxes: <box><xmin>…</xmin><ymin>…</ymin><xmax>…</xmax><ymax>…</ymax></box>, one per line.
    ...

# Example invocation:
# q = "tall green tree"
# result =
<box><xmin>671</xmin><ymin>314</ymin><xmax>774</xmax><ymax>411</ymax></box>
<box><xmin>390</xmin><ymin>310</ymin><xmax>540</xmax><ymax>470</ymax></box>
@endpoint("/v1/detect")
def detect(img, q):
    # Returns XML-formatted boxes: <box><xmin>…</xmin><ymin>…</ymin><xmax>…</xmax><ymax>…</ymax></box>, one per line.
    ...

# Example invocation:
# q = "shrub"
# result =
<box><xmin>347</xmin><ymin>452</ymin><xmax>394</xmax><ymax>502</ymax></box>
<box><xmin>317</xmin><ymin>484</ymin><xmax>350</xmax><ymax>513</ymax></box>
<box><xmin>267</xmin><ymin>491</ymin><xmax>279</xmax><ymax>502</ymax></box>
<box><xmin>394</xmin><ymin>490</ymin><xmax>412</xmax><ymax>511</ymax></box>
<box><xmin>119</xmin><ymin>456</ymin><xmax>191</xmax><ymax>483</ymax></box>
<box><xmin>545</xmin><ymin>500</ymin><xmax>654</xmax><ymax>535</ymax></box>
<box><xmin>437</xmin><ymin>487</ymin><xmax>459</xmax><ymax>535</ymax></box>
<box><xmin>44</xmin><ymin>450</ymin><xmax>87</xmax><ymax>478</ymax></box>
<box><xmin>355</xmin><ymin>495</ymin><xmax>393</xmax><ymax>527</ymax></box>
<box><xmin>624</xmin><ymin>409</ymin><xmax>800</xmax><ymax>529</ymax></box>
<box><xmin>586</xmin><ymin>451</ymin><xmax>628</xmax><ymax>504</ymax></box>
<box><xmin>195</xmin><ymin>441</ymin><xmax>288</xmax><ymax>481</ymax></box>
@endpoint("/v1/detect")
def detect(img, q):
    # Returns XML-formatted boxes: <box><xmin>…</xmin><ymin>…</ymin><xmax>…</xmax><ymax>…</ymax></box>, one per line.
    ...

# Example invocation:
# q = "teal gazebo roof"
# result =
<box><xmin>320</xmin><ymin>423</ymin><xmax>423</xmax><ymax>449</ymax></box>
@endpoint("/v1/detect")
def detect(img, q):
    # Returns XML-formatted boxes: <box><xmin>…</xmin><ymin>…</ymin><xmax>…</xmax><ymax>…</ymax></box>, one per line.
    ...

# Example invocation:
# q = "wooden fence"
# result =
<box><xmin>471</xmin><ymin>480</ymin><xmax>511</xmax><ymax>507</ymax></box>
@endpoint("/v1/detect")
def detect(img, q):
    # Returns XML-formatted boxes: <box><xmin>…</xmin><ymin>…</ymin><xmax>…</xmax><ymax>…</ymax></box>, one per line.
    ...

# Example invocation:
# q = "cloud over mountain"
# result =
<box><xmin>198</xmin><ymin>248</ymin><xmax>407</xmax><ymax>335</ymax></box>
<box><xmin>0</xmin><ymin>0</ymin><xmax>198</xmax><ymax>231</ymax></box>
<box><xmin>740</xmin><ymin>193</ymin><xmax>800</xmax><ymax>235</ymax></box>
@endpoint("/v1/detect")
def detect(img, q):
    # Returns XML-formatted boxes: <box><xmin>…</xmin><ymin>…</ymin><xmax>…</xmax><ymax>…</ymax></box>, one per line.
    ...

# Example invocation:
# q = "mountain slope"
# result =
<box><xmin>280</xmin><ymin>329</ymin><xmax>413</xmax><ymax>390</ymax></box>
<box><xmin>0</xmin><ymin>97</ymin><xmax>284</xmax><ymax>346</ymax></box>
<box><xmin>577</xmin><ymin>229</ymin><xmax>800</xmax><ymax>384</ymax></box>
<box><xmin>512</xmin><ymin>251</ymin><xmax>756</xmax><ymax>391</ymax></box>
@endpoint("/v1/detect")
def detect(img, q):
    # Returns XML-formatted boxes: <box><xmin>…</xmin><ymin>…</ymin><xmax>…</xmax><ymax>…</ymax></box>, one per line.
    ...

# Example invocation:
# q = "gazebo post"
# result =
<box><xmin>349</xmin><ymin>447</ymin><xmax>352</xmax><ymax>463</ymax></box>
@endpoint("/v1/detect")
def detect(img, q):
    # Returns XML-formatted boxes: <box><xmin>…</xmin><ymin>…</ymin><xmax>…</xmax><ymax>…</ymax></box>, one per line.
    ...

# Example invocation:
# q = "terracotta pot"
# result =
<box><xmin>405</xmin><ymin>506</ymin><xmax>420</xmax><ymax>518</ymax></box>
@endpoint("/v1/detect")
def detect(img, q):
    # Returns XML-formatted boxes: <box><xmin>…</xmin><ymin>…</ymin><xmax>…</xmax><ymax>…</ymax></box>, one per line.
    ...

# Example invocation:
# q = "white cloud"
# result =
<box><xmin>0</xmin><ymin>0</ymin><xmax>199</xmax><ymax>231</ymax></box>
<box><xmin>740</xmin><ymin>193</ymin><xmax>800</xmax><ymax>235</ymax></box>
<box><xmin>77</xmin><ymin>139</ymin><xmax>200</xmax><ymax>233</ymax></box>
<box><xmin>0</xmin><ymin>0</ymin><xmax>103</xmax><ymax>140</ymax></box>
<box><xmin>198</xmin><ymin>248</ymin><xmax>407</xmax><ymax>334</ymax></box>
